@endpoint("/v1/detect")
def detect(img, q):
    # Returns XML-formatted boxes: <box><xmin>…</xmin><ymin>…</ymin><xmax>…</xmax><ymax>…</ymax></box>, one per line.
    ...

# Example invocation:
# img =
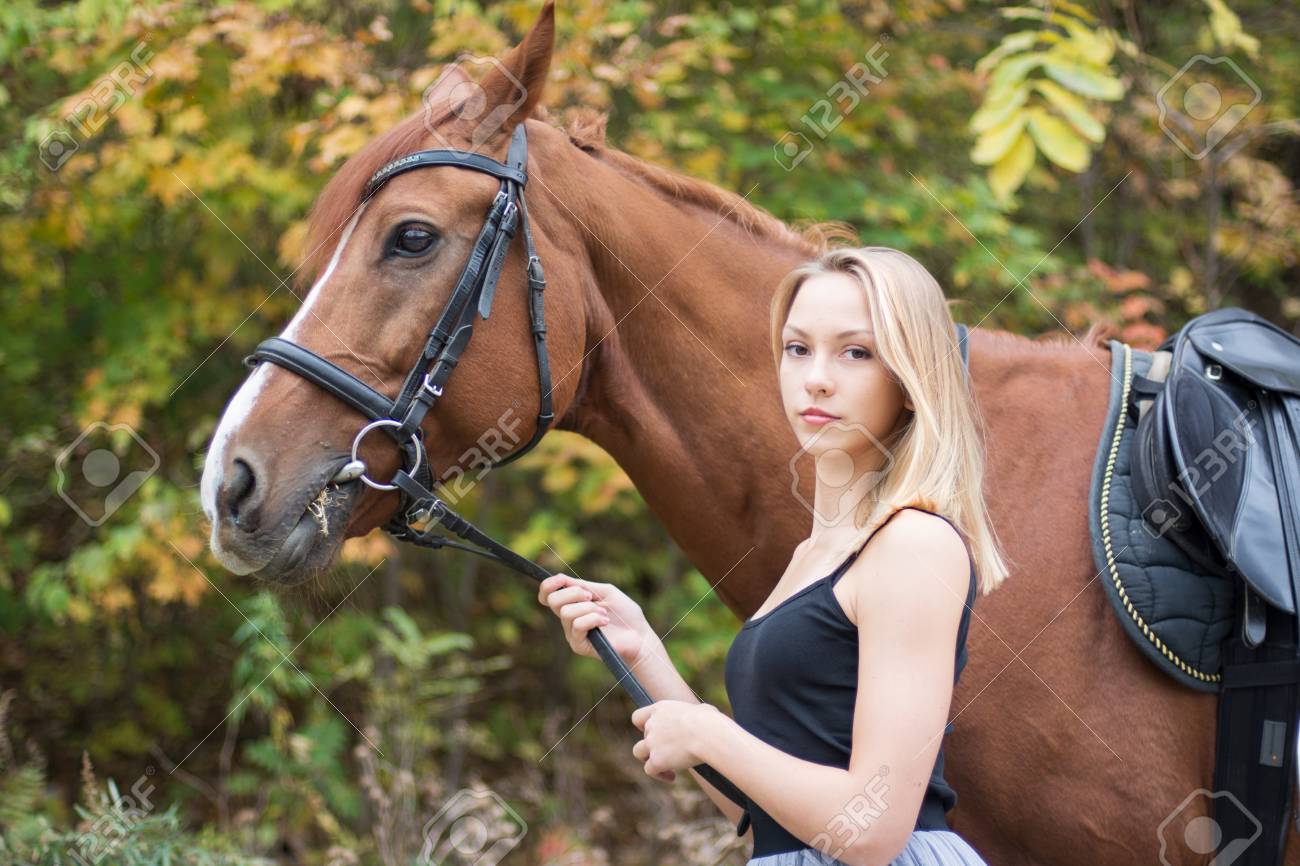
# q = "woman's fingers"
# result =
<box><xmin>572</xmin><ymin>610</ymin><xmax>610</xmax><ymax>634</ymax></box>
<box><xmin>540</xmin><ymin>575</ymin><xmax>633</xmax><ymax>658</ymax></box>
<box><xmin>567</xmin><ymin>609</ymin><xmax>610</xmax><ymax>655</ymax></box>
<box><xmin>541</xmin><ymin>573</ymin><xmax>615</xmax><ymax>599</ymax></box>
<box><xmin>558</xmin><ymin>596</ymin><xmax>606</xmax><ymax>625</ymax></box>
<box><xmin>540</xmin><ymin>576</ymin><xmax>626</xmax><ymax>621</ymax></box>
<box><xmin>544</xmin><ymin>584</ymin><xmax>595</xmax><ymax>614</ymax></box>
<box><xmin>539</xmin><ymin>574</ymin><xmax>585</xmax><ymax>601</ymax></box>
<box><xmin>631</xmin><ymin>740</ymin><xmax>674</xmax><ymax>782</ymax></box>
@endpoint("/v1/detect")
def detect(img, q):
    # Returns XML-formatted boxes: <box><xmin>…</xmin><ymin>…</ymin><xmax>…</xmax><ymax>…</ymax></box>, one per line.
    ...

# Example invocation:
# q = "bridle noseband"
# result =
<box><xmin>244</xmin><ymin>122</ymin><xmax>554</xmax><ymax>562</ymax></box>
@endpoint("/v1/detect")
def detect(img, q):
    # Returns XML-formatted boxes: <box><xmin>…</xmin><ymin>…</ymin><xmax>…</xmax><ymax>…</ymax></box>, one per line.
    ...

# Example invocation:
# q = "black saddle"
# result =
<box><xmin>1100</xmin><ymin>306</ymin><xmax>1300</xmax><ymax>866</ymax></box>
<box><xmin>1130</xmin><ymin>307</ymin><xmax>1300</xmax><ymax>640</ymax></box>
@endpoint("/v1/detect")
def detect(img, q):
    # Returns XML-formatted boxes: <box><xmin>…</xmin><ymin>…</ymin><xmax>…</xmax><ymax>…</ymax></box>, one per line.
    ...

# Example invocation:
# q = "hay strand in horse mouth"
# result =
<box><xmin>308</xmin><ymin>485</ymin><xmax>348</xmax><ymax>536</ymax></box>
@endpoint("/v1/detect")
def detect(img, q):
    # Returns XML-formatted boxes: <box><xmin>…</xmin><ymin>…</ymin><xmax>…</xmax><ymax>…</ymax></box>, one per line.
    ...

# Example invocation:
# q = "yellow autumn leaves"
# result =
<box><xmin>969</xmin><ymin>2</ymin><xmax>1128</xmax><ymax>200</ymax></box>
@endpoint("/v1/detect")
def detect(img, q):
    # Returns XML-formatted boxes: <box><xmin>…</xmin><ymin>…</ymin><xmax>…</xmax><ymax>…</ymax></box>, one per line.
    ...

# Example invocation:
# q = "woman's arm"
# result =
<box><xmin>689</xmin><ymin>511</ymin><xmax>970</xmax><ymax>866</ymax></box>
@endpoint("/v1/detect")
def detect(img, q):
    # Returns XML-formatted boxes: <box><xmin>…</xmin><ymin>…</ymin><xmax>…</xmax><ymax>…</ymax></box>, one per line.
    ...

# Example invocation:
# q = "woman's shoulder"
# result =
<box><xmin>839</xmin><ymin>507</ymin><xmax>971</xmax><ymax>626</ymax></box>
<box><xmin>880</xmin><ymin>506</ymin><xmax>967</xmax><ymax>552</ymax></box>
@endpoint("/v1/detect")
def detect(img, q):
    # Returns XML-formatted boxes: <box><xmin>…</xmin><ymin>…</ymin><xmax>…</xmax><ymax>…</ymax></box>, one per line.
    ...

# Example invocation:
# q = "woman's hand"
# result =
<box><xmin>630</xmin><ymin>701</ymin><xmax>726</xmax><ymax>782</ymax></box>
<box><xmin>538</xmin><ymin>574</ymin><xmax>659</xmax><ymax>666</ymax></box>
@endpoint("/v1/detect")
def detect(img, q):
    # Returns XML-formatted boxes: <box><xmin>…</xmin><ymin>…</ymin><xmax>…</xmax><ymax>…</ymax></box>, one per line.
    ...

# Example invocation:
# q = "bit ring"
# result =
<box><xmin>350</xmin><ymin>419</ymin><xmax>421</xmax><ymax>491</ymax></box>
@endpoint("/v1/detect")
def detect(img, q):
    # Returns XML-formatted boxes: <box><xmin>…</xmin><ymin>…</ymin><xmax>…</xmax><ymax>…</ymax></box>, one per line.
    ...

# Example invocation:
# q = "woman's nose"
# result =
<box><xmin>804</xmin><ymin>358</ymin><xmax>834</xmax><ymax>395</ymax></box>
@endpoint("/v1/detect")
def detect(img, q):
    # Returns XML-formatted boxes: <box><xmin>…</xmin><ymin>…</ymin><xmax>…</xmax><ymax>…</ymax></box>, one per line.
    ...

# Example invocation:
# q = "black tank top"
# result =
<box><xmin>723</xmin><ymin>506</ymin><xmax>976</xmax><ymax>857</ymax></box>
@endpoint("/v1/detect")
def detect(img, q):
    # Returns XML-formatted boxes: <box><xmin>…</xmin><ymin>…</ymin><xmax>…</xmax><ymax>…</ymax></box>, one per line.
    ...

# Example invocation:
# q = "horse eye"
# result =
<box><xmin>392</xmin><ymin>224</ymin><xmax>437</xmax><ymax>257</ymax></box>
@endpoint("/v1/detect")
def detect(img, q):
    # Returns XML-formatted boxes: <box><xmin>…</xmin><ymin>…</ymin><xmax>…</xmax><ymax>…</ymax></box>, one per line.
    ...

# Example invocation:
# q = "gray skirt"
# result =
<box><xmin>745</xmin><ymin>830</ymin><xmax>988</xmax><ymax>866</ymax></box>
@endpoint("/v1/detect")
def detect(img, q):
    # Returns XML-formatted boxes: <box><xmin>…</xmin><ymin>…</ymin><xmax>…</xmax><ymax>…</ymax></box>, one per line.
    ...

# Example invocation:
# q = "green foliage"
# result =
<box><xmin>1201</xmin><ymin>0</ymin><xmax>1260</xmax><ymax>58</ymax></box>
<box><xmin>229</xmin><ymin>592</ymin><xmax>314</xmax><ymax>723</ymax></box>
<box><xmin>11</xmin><ymin>795</ymin><xmax>272</xmax><ymax>866</ymax></box>
<box><xmin>0</xmin><ymin>690</ymin><xmax>269</xmax><ymax>865</ymax></box>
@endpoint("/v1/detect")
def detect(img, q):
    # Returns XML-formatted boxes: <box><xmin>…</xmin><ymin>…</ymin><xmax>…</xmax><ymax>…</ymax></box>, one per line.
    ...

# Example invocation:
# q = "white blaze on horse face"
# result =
<box><xmin>200</xmin><ymin>203</ymin><xmax>370</xmax><ymax>544</ymax></box>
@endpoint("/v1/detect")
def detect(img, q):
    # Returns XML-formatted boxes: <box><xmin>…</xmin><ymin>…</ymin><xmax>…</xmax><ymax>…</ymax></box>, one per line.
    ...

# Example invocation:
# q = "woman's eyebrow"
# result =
<box><xmin>783</xmin><ymin>325</ymin><xmax>874</xmax><ymax>339</ymax></box>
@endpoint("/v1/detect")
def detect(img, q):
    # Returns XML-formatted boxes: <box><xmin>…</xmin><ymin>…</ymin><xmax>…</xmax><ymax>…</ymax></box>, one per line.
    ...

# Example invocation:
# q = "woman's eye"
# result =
<box><xmin>392</xmin><ymin>224</ymin><xmax>437</xmax><ymax>257</ymax></box>
<box><xmin>784</xmin><ymin>342</ymin><xmax>808</xmax><ymax>357</ymax></box>
<box><xmin>846</xmin><ymin>347</ymin><xmax>873</xmax><ymax>360</ymax></box>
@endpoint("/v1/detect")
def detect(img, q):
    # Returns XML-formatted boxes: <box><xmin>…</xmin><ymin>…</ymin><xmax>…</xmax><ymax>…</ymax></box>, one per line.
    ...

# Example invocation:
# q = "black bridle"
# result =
<box><xmin>242</xmin><ymin>121</ymin><xmax>755</xmax><ymax>831</ymax></box>
<box><xmin>249</xmin><ymin>122</ymin><xmax>553</xmax><ymax>538</ymax></box>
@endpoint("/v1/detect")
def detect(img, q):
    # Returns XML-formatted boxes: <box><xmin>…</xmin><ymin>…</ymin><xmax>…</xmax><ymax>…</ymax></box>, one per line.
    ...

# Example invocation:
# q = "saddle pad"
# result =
<box><xmin>1088</xmin><ymin>339</ymin><xmax>1237</xmax><ymax>692</ymax></box>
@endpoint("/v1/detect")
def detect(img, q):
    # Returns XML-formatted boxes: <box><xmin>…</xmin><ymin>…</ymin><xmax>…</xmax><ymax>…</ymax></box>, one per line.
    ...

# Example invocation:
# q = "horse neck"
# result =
<box><xmin>537</xmin><ymin>141</ymin><xmax>816</xmax><ymax>611</ymax></box>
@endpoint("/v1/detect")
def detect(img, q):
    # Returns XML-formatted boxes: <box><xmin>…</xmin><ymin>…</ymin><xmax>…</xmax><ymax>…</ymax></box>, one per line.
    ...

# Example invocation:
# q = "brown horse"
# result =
<box><xmin>199</xmin><ymin>5</ymin><xmax>1292</xmax><ymax>864</ymax></box>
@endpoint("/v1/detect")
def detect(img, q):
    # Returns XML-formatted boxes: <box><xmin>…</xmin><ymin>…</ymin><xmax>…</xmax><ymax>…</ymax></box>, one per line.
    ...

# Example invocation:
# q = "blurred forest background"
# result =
<box><xmin>1</xmin><ymin>0</ymin><xmax>1297</xmax><ymax>864</ymax></box>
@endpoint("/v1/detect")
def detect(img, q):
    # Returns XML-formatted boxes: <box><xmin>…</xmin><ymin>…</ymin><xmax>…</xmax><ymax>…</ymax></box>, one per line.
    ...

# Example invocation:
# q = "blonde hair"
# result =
<box><xmin>770</xmin><ymin>246</ymin><xmax>1010</xmax><ymax>596</ymax></box>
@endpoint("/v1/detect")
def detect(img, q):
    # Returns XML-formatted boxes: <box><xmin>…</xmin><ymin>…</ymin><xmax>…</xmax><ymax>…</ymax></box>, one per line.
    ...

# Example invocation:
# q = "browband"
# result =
<box><xmin>364</xmin><ymin>149</ymin><xmax>528</xmax><ymax>199</ymax></box>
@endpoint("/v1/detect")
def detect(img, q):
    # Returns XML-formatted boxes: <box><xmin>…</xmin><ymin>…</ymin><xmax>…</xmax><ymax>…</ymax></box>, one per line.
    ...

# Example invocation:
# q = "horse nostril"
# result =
<box><xmin>221</xmin><ymin>457</ymin><xmax>258</xmax><ymax>529</ymax></box>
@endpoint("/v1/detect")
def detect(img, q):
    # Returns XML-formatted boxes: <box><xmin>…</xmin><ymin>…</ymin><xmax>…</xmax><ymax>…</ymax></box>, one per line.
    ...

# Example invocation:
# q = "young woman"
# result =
<box><xmin>538</xmin><ymin>246</ymin><xmax>1009</xmax><ymax>866</ymax></box>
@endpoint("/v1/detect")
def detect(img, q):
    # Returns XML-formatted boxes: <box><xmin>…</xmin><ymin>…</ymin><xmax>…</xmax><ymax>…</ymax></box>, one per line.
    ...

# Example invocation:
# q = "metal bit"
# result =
<box><xmin>331</xmin><ymin>459</ymin><xmax>367</xmax><ymax>484</ymax></box>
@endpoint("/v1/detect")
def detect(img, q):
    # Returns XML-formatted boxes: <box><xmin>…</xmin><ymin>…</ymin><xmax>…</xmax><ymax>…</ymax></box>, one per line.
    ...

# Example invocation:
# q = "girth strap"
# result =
<box><xmin>1212</xmin><ymin>604</ymin><xmax>1300</xmax><ymax>865</ymax></box>
<box><xmin>1222</xmin><ymin>658</ymin><xmax>1300</xmax><ymax>689</ymax></box>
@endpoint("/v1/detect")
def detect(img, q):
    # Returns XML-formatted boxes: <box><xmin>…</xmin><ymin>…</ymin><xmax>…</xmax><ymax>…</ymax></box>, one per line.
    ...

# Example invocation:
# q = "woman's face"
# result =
<box><xmin>779</xmin><ymin>272</ymin><xmax>913</xmax><ymax>464</ymax></box>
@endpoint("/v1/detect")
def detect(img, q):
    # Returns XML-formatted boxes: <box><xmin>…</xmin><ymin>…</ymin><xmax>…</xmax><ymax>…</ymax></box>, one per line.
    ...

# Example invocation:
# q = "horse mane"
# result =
<box><xmin>975</xmin><ymin>319</ymin><xmax>1116</xmax><ymax>351</ymax></box>
<box><xmin>560</xmin><ymin>107</ymin><xmax>853</xmax><ymax>256</ymax></box>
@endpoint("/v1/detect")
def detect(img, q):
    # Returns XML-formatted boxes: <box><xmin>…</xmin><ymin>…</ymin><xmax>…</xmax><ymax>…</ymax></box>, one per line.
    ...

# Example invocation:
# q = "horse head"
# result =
<box><xmin>200</xmin><ymin>2</ymin><xmax>587</xmax><ymax>584</ymax></box>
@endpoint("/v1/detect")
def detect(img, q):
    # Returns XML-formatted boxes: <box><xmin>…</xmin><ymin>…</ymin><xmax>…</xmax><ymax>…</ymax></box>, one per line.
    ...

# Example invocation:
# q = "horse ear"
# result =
<box><xmin>477</xmin><ymin>1</ymin><xmax>555</xmax><ymax>135</ymax></box>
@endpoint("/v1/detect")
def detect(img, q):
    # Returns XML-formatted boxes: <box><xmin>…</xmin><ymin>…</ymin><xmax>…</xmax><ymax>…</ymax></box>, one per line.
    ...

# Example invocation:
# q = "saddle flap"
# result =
<box><xmin>1165</xmin><ymin>328</ymin><xmax>1300</xmax><ymax>615</ymax></box>
<box><xmin>1186</xmin><ymin>313</ymin><xmax>1300</xmax><ymax>396</ymax></box>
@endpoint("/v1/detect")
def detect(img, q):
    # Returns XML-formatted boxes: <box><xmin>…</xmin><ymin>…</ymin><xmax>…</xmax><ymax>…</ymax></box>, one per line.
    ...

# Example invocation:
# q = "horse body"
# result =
<box><xmin>200</xmin><ymin>5</ymin><xmax>1297</xmax><ymax>863</ymax></box>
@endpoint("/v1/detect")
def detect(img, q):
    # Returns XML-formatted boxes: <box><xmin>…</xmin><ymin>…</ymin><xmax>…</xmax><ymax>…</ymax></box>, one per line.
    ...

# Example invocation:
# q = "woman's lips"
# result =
<box><xmin>800</xmin><ymin>410</ymin><xmax>840</xmax><ymax>426</ymax></box>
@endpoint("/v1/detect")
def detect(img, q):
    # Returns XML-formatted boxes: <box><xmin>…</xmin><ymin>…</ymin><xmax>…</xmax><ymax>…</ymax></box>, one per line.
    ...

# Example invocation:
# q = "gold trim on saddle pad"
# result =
<box><xmin>1099</xmin><ymin>342</ymin><xmax>1221</xmax><ymax>685</ymax></box>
